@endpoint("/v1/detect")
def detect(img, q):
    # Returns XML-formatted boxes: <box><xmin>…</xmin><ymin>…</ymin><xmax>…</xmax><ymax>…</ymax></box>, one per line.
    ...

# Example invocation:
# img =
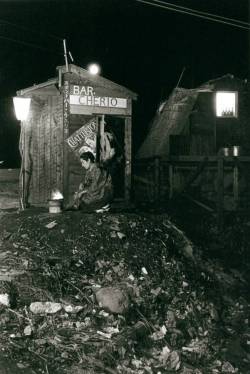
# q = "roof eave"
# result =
<box><xmin>57</xmin><ymin>64</ymin><xmax>138</xmax><ymax>100</ymax></box>
<box><xmin>17</xmin><ymin>78</ymin><xmax>58</xmax><ymax>96</ymax></box>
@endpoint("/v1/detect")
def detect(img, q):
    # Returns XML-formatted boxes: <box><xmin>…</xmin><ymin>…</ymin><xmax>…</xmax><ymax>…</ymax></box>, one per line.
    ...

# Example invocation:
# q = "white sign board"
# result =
<box><xmin>69</xmin><ymin>85</ymin><xmax>127</xmax><ymax>109</ymax></box>
<box><xmin>66</xmin><ymin>118</ymin><xmax>97</xmax><ymax>156</ymax></box>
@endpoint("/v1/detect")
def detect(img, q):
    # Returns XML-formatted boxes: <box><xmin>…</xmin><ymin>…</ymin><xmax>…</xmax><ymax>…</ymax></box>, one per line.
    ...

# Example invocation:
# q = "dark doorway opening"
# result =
<box><xmin>105</xmin><ymin>115</ymin><xmax>125</xmax><ymax>199</ymax></box>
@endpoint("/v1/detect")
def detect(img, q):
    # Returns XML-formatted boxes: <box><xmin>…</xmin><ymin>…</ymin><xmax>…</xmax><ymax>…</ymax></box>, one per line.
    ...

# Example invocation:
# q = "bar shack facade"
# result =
<box><xmin>17</xmin><ymin>64</ymin><xmax>137</xmax><ymax>208</ymax></box>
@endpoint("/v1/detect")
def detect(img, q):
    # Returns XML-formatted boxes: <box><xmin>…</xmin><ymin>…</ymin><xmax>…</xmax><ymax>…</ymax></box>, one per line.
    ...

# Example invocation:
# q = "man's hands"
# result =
<box><xmin>74</xmin><ymin>190</ymin><xmax>87</xmax><ymax>200</ymax></box>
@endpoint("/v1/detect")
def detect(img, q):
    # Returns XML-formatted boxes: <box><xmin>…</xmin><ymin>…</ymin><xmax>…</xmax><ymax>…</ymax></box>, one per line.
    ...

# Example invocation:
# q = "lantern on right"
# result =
<box><xmin>216</xmin><ymin>91</ymin><xmax>237</xmax><ymax>118</ymax></box>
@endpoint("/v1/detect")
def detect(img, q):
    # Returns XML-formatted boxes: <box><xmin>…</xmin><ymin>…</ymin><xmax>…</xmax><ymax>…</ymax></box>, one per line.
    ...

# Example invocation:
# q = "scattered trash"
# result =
<box><xmin>63</xmin><ymin>304</ymin><xmax>84</xmax><ymax>314</ymax></box>
<box><xmin>117</xmin><ymin>232</ymin><xmax>126</xmax><ymax>239</ymax></box>
<box><xmin>0</xmin><ymin>293</ymin><xmax>10</xmax><ymax>307</ymax></box>
<box><xmin>45</xmin><ymin>221</ymin><xmax>58</xmax><ymax>229</ymax></box>
<box><xmin>0</xmin><ymin>211</ymin><xmax>249</xmax><ymax>373</ymax></box>
<box><xmin>30</xmin><ymin>302</ymin><xmax>62</xmax><ymax>314</ymax></box>
<box><xmin>24</xmin><ymin>325</ymin><xmax>33</xmax><ymax>336</ymax></box>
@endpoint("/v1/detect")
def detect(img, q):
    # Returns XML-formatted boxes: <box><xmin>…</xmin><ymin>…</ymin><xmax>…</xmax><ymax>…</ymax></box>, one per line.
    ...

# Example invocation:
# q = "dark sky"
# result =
<box><xmin>0</xmin><ymin>0</ymin><xmax>249</xmax><ymax>165</ymax></box>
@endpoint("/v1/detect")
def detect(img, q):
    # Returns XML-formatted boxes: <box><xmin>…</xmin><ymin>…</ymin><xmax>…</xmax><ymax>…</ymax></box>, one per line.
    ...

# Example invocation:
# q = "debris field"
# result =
<box><xmin>0</xmin><ymin>209</ymin><xmax>250</xmax><ymax>374</ymax></box>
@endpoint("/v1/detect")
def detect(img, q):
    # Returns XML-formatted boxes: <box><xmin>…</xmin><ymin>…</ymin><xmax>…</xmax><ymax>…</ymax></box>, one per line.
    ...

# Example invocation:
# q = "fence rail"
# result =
<box><xmin>133</xmin><ymin>156</ymin><xmax>250</xmax><ymax>227</ymax></box>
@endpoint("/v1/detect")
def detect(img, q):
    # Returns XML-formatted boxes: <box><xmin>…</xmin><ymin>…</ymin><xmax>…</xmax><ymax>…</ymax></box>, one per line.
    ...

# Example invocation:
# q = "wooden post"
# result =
<box><xmin>63</xmin><ymin>79</ymin><xmax>70</xmax><ymax>204</ymax></box>
<box><xmin>19</xmin><ymin>122</ymin><xmax>25</xmax><ymax>209</ymax></box>
<box><xmin>97</xmin><ymin>114</ymin><xmax>105</xmax><ymax>165</ymax></box>
<box><xmin>96</xmin><ymin>116</ymin><xmax>101</xmax><ymax>164</ymax></box>
<box><xmin>169</xmin><ymin>163</ymin><xmax>174</xmax><ymax>199</ymax></box>
<box><xmin>233</xmin><ymin>158</ymin><xmax>239</xmax><ymax>208</ymax></box>
<box><xmin>124</xmin><ymin>117</ymin><xmax>132</xmax><ymax>202</ymax></box>
<box><xmin>217</xmin><ymin>155</ymin><xmax>224</xmax><ymax>230</ymax></box>
<box><xmin>154</xmin><ymin>157</ymin><xmax>161</xmax><ymax>203</ymax></box>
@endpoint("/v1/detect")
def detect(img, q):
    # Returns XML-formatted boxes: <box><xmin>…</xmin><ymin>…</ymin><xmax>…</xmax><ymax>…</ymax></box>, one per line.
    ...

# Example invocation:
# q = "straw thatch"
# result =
<box><xmin>137</xmin><ymin>88</ymin><xmax>199</xmax><ymax>159</ymax></box>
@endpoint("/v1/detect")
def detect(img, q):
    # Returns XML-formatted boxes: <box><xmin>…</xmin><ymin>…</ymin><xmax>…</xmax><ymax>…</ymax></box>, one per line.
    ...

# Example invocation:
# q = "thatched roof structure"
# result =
<box><xmin>136</xmin><ymin>74</ymin><xmax>246</xmax><ymax>159</ymax></box>
<box><xmin>137</xmin><ymin>88</ymin><xmax>198</xmax><ymax>159</ymax></box>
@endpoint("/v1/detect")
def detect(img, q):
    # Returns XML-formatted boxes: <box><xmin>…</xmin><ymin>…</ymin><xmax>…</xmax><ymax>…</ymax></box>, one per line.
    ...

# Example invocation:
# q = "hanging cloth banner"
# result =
<box><xmin>65</xmin><ymin>118</ymin><xmax>97</xmax><ymax>156</ymax></box>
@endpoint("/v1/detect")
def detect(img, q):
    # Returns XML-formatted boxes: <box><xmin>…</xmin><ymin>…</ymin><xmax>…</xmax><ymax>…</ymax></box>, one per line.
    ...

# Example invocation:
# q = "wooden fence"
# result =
<box><xmin>133</xmin><ymin>156</ymin><xmax>250</xmax><ymax>226</ymax></box>
<box><xmin>0</xmin><ymin>169</ymin><xmax>20</xmax><ymax>209</ymax></box>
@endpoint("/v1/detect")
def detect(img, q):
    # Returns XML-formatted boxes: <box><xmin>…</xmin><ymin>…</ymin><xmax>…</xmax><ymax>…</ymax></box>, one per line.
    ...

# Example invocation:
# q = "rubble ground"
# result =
<box><xmin>0</xmin><ymin>208</ymin><xmax>250</xmax><ymax>374</ymax></box>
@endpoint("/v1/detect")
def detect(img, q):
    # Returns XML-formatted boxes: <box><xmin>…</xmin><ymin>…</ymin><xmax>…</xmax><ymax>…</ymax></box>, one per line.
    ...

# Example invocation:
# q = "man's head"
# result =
<box><xmin>80</xmin><ymin>151</ymin><xmax>95</xmax><ymax>170</ymax></box>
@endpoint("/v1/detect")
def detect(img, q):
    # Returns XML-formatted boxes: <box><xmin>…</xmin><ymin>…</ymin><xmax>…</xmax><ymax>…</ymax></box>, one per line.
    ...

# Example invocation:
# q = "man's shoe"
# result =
<box><xmin>95</xmin><ymin>204</ymin><xmax>110</xmax><ymax>213</ymax></box>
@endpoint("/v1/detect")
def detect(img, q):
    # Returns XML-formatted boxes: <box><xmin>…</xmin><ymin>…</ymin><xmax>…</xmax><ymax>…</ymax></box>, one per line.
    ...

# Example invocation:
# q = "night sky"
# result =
<box><xmin>0</xmin><ymin>0</ymin><xmax>249</xmax><ymax>166</ymax></box>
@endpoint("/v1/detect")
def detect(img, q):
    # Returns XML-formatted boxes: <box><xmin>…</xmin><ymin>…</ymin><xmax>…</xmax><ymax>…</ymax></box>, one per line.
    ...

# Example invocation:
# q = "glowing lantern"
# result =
<box><xmin>13</xmin><ymin>97</ymin><xmax>31</xmax><ymax>121</ymax></box>
<box><xmin>216</xmin><ymin>92</ymin><xmax>237</xmax><ymax>117</ymax></box>
<box><xmin>49</xmin><ymin>189</ymin><xmax>64</xmax><ymax>213</ymax></box>
<box><xmin>51</xmin><ymin>189</ymin><xmax>64</xmax><ymax>200</ymax></box>
<box><xmin>87</xmin><ymin>63</ymin><xmax>101</xmax><ymax>75</ymax></box>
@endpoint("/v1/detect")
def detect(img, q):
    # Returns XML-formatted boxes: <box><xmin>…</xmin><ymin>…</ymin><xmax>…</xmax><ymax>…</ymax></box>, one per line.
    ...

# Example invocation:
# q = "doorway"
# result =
<box><xmin>103</xmin><ymin>115</ymin><xmax>125</xmax><ymax>199</ymax></box>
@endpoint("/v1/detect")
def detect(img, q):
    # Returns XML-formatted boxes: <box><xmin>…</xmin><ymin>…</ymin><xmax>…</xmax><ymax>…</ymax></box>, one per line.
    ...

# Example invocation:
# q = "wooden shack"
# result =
<box><xmin>17</xmin><ymin>64</ymin><xmax>137</xmax><ymax>208</ymax></box>
<box><xmin>135</xmin><ymin>75</ymin><xmax>250</xmax><ymax>216</ymax></box>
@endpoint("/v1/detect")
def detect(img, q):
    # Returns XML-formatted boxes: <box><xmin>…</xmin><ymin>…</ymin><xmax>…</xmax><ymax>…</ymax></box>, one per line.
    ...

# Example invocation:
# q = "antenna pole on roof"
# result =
<box><xmin>68</xmin><ymin>51</ymin><xmax>74</xmax><ymax>63</ymax></box>
<box><xmin>176</xmin><ymin>67</ymin><xmax>186</xmax><ymax>88</ymax></box>
<box><xmin>63</xmin><ymin>39</ymin><xmax>69</xmax><ymax>72</ymax></box>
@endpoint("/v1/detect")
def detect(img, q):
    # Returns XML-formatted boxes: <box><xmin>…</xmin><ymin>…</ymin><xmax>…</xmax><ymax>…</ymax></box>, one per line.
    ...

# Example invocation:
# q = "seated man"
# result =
<box><xmin>70</xmin><ymin>151</ymin><xmax>113</xmax><ymax>212</ymax></box>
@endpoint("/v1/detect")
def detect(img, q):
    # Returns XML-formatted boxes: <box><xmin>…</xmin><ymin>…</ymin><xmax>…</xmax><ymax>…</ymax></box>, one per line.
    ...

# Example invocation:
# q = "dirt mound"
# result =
<box><xmin>0</xmin><ymin>209</ymin><xmax>249</xmax><ymax>373</ymax></box>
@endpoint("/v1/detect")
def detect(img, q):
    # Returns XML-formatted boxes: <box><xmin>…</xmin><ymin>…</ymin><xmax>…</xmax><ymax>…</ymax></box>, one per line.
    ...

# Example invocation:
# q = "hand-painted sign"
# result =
<box><xmin>66</xmin><ymin>118</ymin><xmax>97</xmax><ymax>156</ymax></box>
<box><xmin>69</xmin><ymin>84</ymin><xmax>127</xmax><ymax>109</ymax></box>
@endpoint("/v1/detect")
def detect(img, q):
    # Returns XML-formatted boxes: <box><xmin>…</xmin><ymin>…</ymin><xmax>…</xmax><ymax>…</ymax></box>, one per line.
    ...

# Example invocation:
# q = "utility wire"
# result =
<box><xmin>0</xmin><ymin>19</ymin><xmax>63</xmax><ymax>41</ymax></box>
<box><xmin>149</xmin><ymin>0</ymin><xmax>249</xmax><ymax>26</ymax></box>
<box><xmin>0</xmin><ymin>34</ymin><xmax>63</xmax><ymax>55</ymax></box>
<box><xmin>0</xmin><ymin>18</ymin><xmax>64</xmax><ymax>55</ymax></box>
<box><xmin>135</xmin><ymin>0</ymin><xmax>250</xmax><ymax>30</ymax></box>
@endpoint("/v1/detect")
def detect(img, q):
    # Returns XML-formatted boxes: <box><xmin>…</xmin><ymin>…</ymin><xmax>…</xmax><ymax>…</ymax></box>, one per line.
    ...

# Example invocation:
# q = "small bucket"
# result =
<box><xmin>48</xmin><ymin>199</ymin><xmax>63</xmax><ymax>213</ymax></box>
<box><xmin>232</xmin><ymin>146</ymin><xmax>240</xmax><ymax>157</ymax></box>
<box><xmin>223</xmin><ymin>147</ymin><xmax>229</xmax><ymax>156</ymax></box>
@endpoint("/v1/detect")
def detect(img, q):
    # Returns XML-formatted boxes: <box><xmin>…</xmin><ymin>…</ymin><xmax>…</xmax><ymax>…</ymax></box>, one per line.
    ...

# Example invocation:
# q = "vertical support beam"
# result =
<box><xmin>169</xmin><ymin>163</ymin><xmax>174</xmax><ymax>199</ymax></box>
<box><xmin>20</xmin><ymin>115</ymin><xmax>33</xmax><ymax>209</ymax></box>
<box><xmin>233</xmin><ymin>158</ymin><xmax>239</xmax><ymax>208</ymax></box>
<box><xmin>154</xmin><ymin>156</ymin><xmax>161</xmax><ymax>203</ymax></box>
<box><xmin>124</xmin><ymin>116</ymin><xmax>132</xmax><ymax>202</ymax></box>
<box><xmin>96</xmin><ymin>116</ymin><xmax>101</xmax><ymax>164</ymax></box>
<box><xmin>217</xmin><ymin>155</ymin><xmax>224</xmax><ymax>230</ymax></box>
<box><xmin>100</xmin><ymin>114</ymin><xmax>105</xmax><ymax>135</ymax></box>
<box><xmin>214</xmin><ymin>115</ymin><xmax>217</xmax><ymax>153</ymax></box>
<box><xmin>97</xmin><ymin>114</ymin><xmax>105</xmax><ymax>164</ymax></box>
<box><xmin>63</xmin><ymin>79</ymin><xmax>70</xmax><ymax>204</ymax></box>
<box><xmin>19</xmin><ymin>122</ymin><xmax>25</xmax><ymax>209</ymax></box>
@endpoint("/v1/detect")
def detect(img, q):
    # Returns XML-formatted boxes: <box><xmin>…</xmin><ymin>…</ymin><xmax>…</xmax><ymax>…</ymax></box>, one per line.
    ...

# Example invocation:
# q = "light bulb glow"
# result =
<box><xmin>88</xmin><ymin>63</ymin><xmax>101</xmax><ymax>75</ymax></box>
<box><xmin>13</xmin><ymin>97</ymin><xmax>31</xmax><ymax>121</ymax></box>
<box><xmin>216</xmin><ymin>92</ymin><xmax>236</xmax><ymax>117</ymax></box>
<box><xmin>51</xmin><ymin>189</ymin><xmax>64</xmax><ymax>200</ymax></box>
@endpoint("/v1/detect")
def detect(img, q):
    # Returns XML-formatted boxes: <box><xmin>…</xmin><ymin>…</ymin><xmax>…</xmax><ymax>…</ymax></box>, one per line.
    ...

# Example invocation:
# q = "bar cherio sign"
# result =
<box><xmin>69</xmin><ymin>84</ymin><xmax>127</xmax><ymax>109</ymax></box>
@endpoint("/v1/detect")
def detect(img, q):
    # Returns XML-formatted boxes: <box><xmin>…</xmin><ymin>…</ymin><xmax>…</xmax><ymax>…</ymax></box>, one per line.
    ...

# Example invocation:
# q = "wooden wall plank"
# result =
<box><xmin>63</xmin><ymin>80</ymin><xmax>70</xmax><ymax>204</ymax></box>
<box><xmin>55</xmin><ymin>96</ymin><xmax>64</xmax><ymax>194</ymax></box>
<box><xmin>124</xmin><ymin>117</ymin><xmax>132</xmax><ymax>201</ymax></box>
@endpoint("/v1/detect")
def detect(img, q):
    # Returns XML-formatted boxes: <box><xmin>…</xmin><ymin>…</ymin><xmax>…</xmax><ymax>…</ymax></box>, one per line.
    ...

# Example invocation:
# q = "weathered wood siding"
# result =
<box><xmin>19</xmin><ymin>65</ymin><xmax>137</xmax><ymax>207</ymax></box>
<box><xmin>189</xmin><ymin>92</ymin><xmax>215</xmax><ymax>155</ymax></box>
<box><xmin>25</xmin><ymin>95</ymin><xmax>63</xmax><ymax>205</ymax></box>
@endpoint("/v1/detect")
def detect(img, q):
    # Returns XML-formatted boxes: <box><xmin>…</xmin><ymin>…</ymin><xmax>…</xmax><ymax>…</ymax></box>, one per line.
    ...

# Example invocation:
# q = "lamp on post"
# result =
<box><xmin>13</xmin><ymin>97</ymin><xmax>31</xmax><ymax>121</ymax></box>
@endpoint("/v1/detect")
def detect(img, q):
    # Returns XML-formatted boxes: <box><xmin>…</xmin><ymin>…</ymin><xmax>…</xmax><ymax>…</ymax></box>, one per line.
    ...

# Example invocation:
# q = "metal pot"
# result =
<box><xmin>48</xmin><ymin>199</ymin><xmax>63</xmax><ymax>213</ymax></box>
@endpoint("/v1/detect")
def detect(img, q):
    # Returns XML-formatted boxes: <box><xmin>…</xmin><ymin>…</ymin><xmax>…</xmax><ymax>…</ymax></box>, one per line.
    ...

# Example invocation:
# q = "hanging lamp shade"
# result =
<box><xmin>13</xmin><ymin>97</ymin><xmax>31</xmax><ymax>121</ymax></box>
